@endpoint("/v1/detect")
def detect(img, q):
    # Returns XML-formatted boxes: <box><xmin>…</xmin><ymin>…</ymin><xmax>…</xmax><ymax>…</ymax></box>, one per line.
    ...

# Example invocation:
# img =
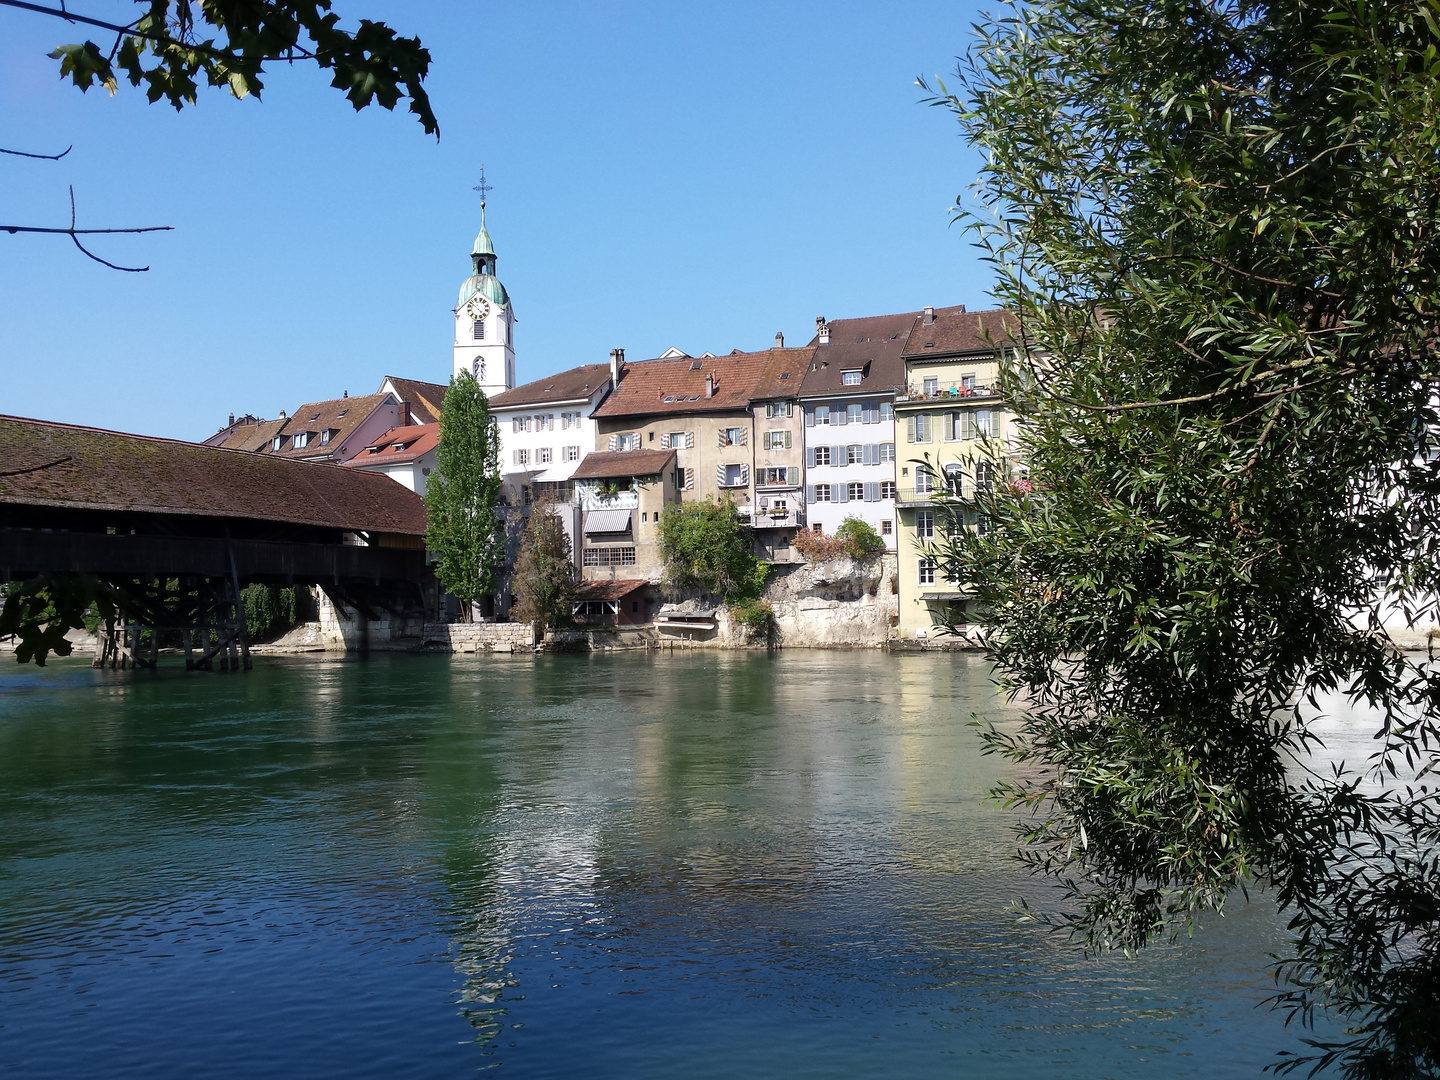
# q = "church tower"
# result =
<box><xmin>453</xmin><ymin>182</ymin><xmax>515</xmax><ymax>396</ymax></box>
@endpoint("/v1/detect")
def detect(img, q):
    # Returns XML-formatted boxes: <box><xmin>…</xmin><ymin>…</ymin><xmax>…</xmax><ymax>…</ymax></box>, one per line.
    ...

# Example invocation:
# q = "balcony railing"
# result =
<box><xmin>894</xmin><ymin>385</ymin><xmax>1003</xmax><ymax>403</ymax></box>
<box><xmin>738</xmin><ymin>506</ymin><xmax>806</xmax><ymax>530</ymax></box>
<box><xmin>577</xmin><ymin>489</ymin><xmax>640</xmax><ymax>511</ymax></box>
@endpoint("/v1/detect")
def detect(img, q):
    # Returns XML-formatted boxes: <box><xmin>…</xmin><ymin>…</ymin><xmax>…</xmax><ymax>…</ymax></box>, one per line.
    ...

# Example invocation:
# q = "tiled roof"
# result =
<box><xmin>0</xmin><ymin>415</ymin><xmax>428</xmax><ymax>535</ymax></box>
<box><xmin>276</xmin><ymin>393</ymin><xmax>394</xmax><ymax>460</ymax></box>
<box><xmin>798</xmin><ymin>309</ymin><xmax>929</xmax><ymax>398</ymax></box>
<box><xmin>592</xmin><ymin>349</ymin><xmax>782</xmax><ymax>419</ymax></box>
<box><xmin>209</xmin><ymin>417</ymin><xmax>289</xmax><ymax>453</ymax></box>
<box><xmin>571</xmin><ymin>448</ymin><xmax>676</xmax><ymax>480</ymax></box>
<box><xmin>345</xmin><ymin>424</ymin><xmax>438</xmax><ymax>467</ymax></box>
<box><xmin>381</xmin><ymin>377</ymin><xmax>448</xmax><ymax>425</ymax></box>
<box><xmin>901</xmin><ymin>307</ymin><xmax>1020</xmax><ymax>359</ymax></box>
<box><xmin>489</xmin><ymin>364</ymin><xmax>613</xmax><ymax>410</ymax></box>
<box><xmin>748</xmin><ymin>347</ymin><xmax>817</xmax><ymax>400</ymax></box>
<box><xmin>575</xmin><ymin>579</ymin><xmax>649</xmax><ymax>601</ymax></box>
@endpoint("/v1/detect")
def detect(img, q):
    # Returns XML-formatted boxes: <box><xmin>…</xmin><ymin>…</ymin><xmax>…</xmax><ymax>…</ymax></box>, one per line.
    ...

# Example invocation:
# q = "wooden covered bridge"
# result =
<box><xmin>0</xmin><ymin>415</ymin><xmax>432</xmax><ymax>669</ymax></box>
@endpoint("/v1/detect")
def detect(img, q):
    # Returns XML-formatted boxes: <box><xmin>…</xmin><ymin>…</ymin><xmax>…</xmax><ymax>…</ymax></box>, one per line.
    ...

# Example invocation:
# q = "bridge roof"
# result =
<box><xmin>0</xmin><ymin>416</ymin><xmax>428</xmax><ymax>536</ymax></box>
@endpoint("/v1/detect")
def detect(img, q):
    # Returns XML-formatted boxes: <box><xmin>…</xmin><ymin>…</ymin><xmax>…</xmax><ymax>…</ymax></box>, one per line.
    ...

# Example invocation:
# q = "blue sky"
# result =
<box><xmin>1</xmin><ymin>1</ymin><xmax>992</xmax><ymax>440</ymax></box>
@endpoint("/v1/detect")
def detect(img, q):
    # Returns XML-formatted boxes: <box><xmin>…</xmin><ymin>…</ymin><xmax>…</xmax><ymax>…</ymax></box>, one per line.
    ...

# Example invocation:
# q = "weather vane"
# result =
<box><xmin>472</xmin><ymin>167</ymin><xmax>494</xmax><ymax>208</ymax></box>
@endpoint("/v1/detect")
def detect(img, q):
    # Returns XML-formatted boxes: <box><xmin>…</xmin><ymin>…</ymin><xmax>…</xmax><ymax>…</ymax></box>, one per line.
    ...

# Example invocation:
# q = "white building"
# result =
<box><xmin>343</xmin><ymin>423</ymin><xmax>439</xmax><ymax>496</ymax></box>
<box><xmin>452</xmin><ymin>201</ymin><xmax>517</xmax><ymax>397</ymax></box>
<box><xmin>489</xmin><ymin>359</ymin><xmax>615</xmax><ymax>506</ymax></box>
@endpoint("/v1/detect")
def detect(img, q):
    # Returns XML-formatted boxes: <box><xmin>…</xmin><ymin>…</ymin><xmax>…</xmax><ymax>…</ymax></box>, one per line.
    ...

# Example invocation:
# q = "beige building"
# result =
<box><xmin>745</xmin><ymin>345</ymin><xmax>814</xmax><ymax>562</ymax></box>
<box><xmin>893</xmin><ymin>307</ymin><xmax>1021</xmax><ymax>641</ymax></box>
<box><xmin>569</xmin><ymin>448</ymin><xmax>680</xmax><ymax>583</ymax></box>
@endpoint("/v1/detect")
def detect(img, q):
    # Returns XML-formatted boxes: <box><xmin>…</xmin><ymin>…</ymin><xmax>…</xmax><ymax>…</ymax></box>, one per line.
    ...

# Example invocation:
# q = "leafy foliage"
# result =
<box><xmin>921</xmin><ymin>0</ymin><xmax>1440</xmax><ymax>1073</ymax></box>
<box><xmin>424</xmin><ymin>371</ymin><xmax>505</xmax><ymax>619</ymax></box>
<box><xmin>728</xmin><ymin>598</ymin><xmax>773</xmax><ymax>640</ymax></box>
<box><xmin>510</xmin><ymin>498</ymin><xmax>577</xmax><ymax>636</ymax></box>
<box><xmin>657</xmin><ymin>500</ymin><xmax>768</xmax><ymax>602</ymax></box>
<box><xmin>0</xmin><ymin>574</ymin><xmax>120</xmax><ymax>666</ymax></box>
<box><xmin>36</xmin><ymin>0</ymin><xmax>437</xmax><ymax>135</ymax></box>
<box><xmin>240</xmin><ymin>583</ymin><xmax>309</xmax><ymax>642</ymax></box>
<box><xmin>794</xmin><ymin>516</ymin><xmax>886</xmax><ymax>561</ymax></box>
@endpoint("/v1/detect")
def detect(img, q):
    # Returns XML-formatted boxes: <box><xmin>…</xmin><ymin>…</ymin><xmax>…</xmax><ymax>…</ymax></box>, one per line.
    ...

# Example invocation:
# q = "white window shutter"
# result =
<box><xmin>718</xmin><ymin>430</ymin><xmax>727</xmax><ymax>448</ymax></box>
<box><xmin>787</xmin><ymin>402</ymin><xmax>795</xmax><ymax>418</ymax></box>
<box><xmin>740</xmin><ymin>464</ymin><xmax>750</xmax><ymax>485</ymax></box>
<box><xmin>738</xmin><ymin>427</ymin><xmax>748</xmax><ymax>446</ymax></box>
<box><xmin>660</xmin><ymin>433</ymin><xmax>670</xmax><ymax>449</ymax></box>
<box><xmin>608</xmin><ymin>433</ymin><xmax>618</xmax><ymax>451</ymax></box>
<box><xmin>685</xmin><ymin>431</ymin><xmax>695</xmax><ymax>449</ymax></box>
<box><xmin>716</xmin><ymin>464</ymin><xmax>726</xmax><ymax>487</ymax></box>
<box><xmin>685</xmin><ymin>468</ymin><xmax>694</xmax><ymax>490</ymax></box>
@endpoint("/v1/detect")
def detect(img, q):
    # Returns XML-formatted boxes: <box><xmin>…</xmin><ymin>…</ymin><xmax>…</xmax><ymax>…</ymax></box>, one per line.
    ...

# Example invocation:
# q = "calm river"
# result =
<box><xmin>1</xmin><ymin>652</ymin><xmax>1321</xmax><ymax>1078</ymax></box>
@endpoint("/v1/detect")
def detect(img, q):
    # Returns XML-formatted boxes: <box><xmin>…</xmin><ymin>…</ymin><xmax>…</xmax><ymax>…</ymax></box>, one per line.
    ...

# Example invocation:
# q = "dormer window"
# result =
<box><xmin>320</xmin><ymin>430</ymin><xmax>331</xmax><ymax>446</ymax></box>
<box><xmin>272</xmin><ymin>436</ymin><xmax>284</xmax><ymax>451</ymax></box>
<box><xmin>842</xmin><ymin>369</ymin><xmax>863</xmax><ymax>385</ymax></box>
<box><xmin>473</xmin><ymin>319</ymin><xmax>485</xmax><ymax>341</ymax></box>
<box><xmin>293</xmin><ymin>432</ymin><xmax>310</xmax><ymax>449</ymax></box>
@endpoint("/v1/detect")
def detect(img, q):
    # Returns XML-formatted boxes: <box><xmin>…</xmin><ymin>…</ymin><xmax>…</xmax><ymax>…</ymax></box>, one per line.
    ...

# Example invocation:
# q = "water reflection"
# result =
<box><xmin>0</xmin><ymin>652</ymin><xmax>1332</xmax><ymax>1079</ymax></box>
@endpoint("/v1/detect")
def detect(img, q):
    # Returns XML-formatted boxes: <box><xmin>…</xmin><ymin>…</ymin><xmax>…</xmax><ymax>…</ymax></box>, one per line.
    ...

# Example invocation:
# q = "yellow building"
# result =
<box><xmin>892</xmin><ymin>307</ymin><xmax>1020</xmax><ymax>641</ymax></box>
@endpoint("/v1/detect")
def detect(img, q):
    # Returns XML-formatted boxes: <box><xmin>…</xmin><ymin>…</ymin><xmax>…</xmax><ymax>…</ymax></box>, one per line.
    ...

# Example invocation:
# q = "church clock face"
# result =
<box><xmin>466</xmin><ymin>297</ymin><xmax>490</xmax><ymax>320</ymax></box>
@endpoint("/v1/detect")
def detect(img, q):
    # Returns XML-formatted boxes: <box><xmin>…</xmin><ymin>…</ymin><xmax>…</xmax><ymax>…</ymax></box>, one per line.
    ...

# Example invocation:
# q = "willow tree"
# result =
<box><xmin>510</xmin><ymin>498</ymin><xmax>577</xmax><ymax>636</ymax></box>
<box><xmin>425</xmin><ymin>372</ymin><xmax>504</xmax><ymax>620</ymax></box>
<box><xmin>923</xmin><ymin>1</ymin><xmax>1440</xmax><ymax>1074</ymax></box>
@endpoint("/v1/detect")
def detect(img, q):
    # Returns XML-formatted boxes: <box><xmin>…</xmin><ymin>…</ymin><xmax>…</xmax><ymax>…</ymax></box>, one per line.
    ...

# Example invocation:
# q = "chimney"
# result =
<box><xmin>816</xmin><ymin>316</ymin><xmax>830</xmax><ymax>345</ymax></box>
<box><xmin>610</xmin><ymin>347</ymin><xmax>624</xmax><ymax>386</ymax></box>
<box><xmin>228</xmin><ymin>413</ymin><xmax>235</xmax><ymax>427</ymax></box>
<box><xmin>775</xmin><ymin>331</ymin><xmax>784</xmax><ymax>348</ymax></box>
<box><xmin>924</xmin><ymin>305</ymin><xmax>935</xmax><ymax>325</ymax></box>
<box><xmin>705</xmin><ymin>373</ymin><xmax>715</xmax><ymax>398</ymax></box>
<box><xmin>279</xmin><ymin>409</ymin><xmax>287</xmax><ymax>420</ymax></box>
<box><xmin>343</xmin><ymin>389</ymin><xmax>348</xmax><ymax>398</ymax></box>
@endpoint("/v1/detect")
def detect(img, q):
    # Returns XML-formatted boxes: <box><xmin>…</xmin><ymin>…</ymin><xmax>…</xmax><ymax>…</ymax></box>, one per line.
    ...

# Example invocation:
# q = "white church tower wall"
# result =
<box><xmin>452</xmin><ymin>197</ymin><xmax>516</xmax><ymax>398</ymax></box>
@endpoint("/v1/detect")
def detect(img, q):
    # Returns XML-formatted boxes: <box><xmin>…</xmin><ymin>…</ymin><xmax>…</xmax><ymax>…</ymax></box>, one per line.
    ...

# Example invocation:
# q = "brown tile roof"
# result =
<box><xmin>575</xmin><ymin>579</ymin><xmax>649</xmax><ymax>601</ymax></box>
<box><xmin>381</xmin><ymin>377</ymin><xmax>448</xmax><ymax>424</ymax></box>
<box><xmin>209</xmin><ymin>417</ymin><xmax>289</xmax><ymax>453</ymax></box>
<box><xmin>489</xmin><ymin>364</ymin><xmax>612</xmax><ymax>409</ymax></box>
<box><xmin>592</xmin><ymin>349</ymin><xmax>782</xmax><ymax>419</ymax></box>
<box><xmin>276</xmin><ymin>393</ymin><xmax>395</xmax><ymax>461</ymax></box>
<box><xmin>901</xmin><ymin>307</ymin><xmax>1020</xmax><ymax>359</ymax></box>
<box><xmin>345</xmin><ymin>424</ymin><xmax>438</xmax><ymax>467</ymax></box>
<box><xmin>748</xmin><ymin>346</ymin><xmax>817</xmax><ymax>401</ymax></box>
<box><xmin>0</xmin><ymin>415</ymin><xmax>428</xmax><ymax>534</ymax></box>
<box><xmin>571</xmin><ymin>448</ymin><xmax>676</xmax><ymax>480</ymax></box>
<box><xmin>798</xmin><ymin>309</ymin><xmax>928</xmax><ymax>398</ymax></box>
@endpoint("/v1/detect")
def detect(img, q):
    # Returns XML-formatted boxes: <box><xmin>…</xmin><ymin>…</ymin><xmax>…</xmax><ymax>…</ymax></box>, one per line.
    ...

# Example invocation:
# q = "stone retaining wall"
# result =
<box><xmin>421</xmin><ymin>622</ymin><xmax>537</xmax><ymax>653</ymax></box>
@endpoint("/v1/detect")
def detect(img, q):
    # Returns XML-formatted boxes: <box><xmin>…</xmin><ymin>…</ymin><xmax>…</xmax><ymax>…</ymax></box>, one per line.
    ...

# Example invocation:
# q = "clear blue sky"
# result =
<box><xmin>1</xmin><ymin>1</ymin><xmax>992</xmax><ymax>440</ymax></box>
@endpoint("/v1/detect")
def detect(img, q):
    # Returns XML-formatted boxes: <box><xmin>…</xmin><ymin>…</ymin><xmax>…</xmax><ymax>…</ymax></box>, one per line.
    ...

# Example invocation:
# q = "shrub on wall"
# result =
<box><xmin>794</xmin><ymin>517</ymin><xmax>885</xmax><ymax>561</ymax></box>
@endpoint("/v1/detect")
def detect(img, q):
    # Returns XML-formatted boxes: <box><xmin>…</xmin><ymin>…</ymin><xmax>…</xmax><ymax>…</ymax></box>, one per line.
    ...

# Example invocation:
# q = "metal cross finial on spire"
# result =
<box><xmin>472</xmin><ymin>167</ymin><xmax>493</xmax><ymax>208</ymax></box>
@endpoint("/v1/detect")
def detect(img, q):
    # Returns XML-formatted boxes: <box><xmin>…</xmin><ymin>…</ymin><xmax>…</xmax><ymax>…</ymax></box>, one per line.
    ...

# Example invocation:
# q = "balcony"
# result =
<box><xmin>738</xmin><ymin>506</ymin><xmax>805</xmax><ymax>530</ymax></box>
<box><xmin>894</xmin><ymin>385</ymin><xmax>1002</xmax><ymax>404</ymax></box>
<box><xmin>578</xmin><ymin>489</ymin><xmax>639</xmax><ymax>511</ymax></box>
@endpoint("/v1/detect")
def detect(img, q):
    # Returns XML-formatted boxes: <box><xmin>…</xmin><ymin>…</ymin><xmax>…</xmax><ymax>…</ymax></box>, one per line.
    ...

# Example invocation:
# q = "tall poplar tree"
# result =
<box><xmin>923</xmin><ymin>1</ymin><xmax>1440</xmax><ymax>1074</ymax></box>
<box><xmin>425</xmin><ymin>372</ymin><xmax>503</xmax><ymax>620</ymax></box>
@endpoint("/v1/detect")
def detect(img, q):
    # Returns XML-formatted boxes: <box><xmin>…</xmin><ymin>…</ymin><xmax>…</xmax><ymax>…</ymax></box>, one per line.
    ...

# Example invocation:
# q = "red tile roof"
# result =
<box><xmin>593</xmin><ymin>349</ymin><xmax>786</xmax><ymax>419</ymax></box>
<box><xmin>277</xmin><ymin>393</ymin><xmax>396</xmax><ymax>461</ymax></box>
<box><xmin>571</xmin><ymin>448</ymin><xmax>676</xmax><ymax>480</ymax></box>
<box><xmin>901</xmin><ymin>307</ymin><xmax>1020</xmax><ymax>359</ymax></box>
<box><xmin>748</xmin><ymin>347</ymin><xmax>817</xmax><ymax>400</ymax></box>
<box><xmin>381</xmin><ymin>377</ymin><xmax>448</xmax><ymax>424</ymax></box>
<box><xmin>0</xmin><ymin>415</ymin><xmax>427</xmax><ymax>535</ymax></box>
<box><xmin>490</xmin><ymin>364</ymin><xmax>612</xmax><ymax>409</ymax></box>
<box><xmin>346</xmin><ymin>424</ymin><xmax>438</xmax><ymax>467</ymax></box>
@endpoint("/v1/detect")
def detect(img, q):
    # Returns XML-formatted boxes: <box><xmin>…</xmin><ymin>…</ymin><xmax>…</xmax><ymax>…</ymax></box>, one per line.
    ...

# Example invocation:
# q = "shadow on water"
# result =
<box><xmin>0</xmin><ymin>651</ymin><xmax>1331</xmax><ymax>1079</ymax></box>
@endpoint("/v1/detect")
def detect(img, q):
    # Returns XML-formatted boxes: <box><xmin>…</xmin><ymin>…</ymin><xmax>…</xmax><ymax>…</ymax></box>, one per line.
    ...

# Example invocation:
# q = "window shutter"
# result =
<box><xmin>740</xmin><ymin>464</ymin><xmax>750</xmax><ymax>485</ymax></box>
<box><xmin>786</xmin><ymin>402</ymin><xmax>794</xmax><ymax>418</ymax></box>
<box><xmin>787</xmin><ymin>466</ymin><xmax>799</xmax><ymax>486</ymax></box>
<box><xmin>806</xmin><ymin>485</ymin><xmax>816</xmax><ymax>504</ymax></box>
<box><xmin>738</xmin><ymin>427</ymin><xmax>748</xmax><ymax>446</ymax></box>
<box><xmin>961</xmin><ymin>412</ymin><xmax>976</xmax><ymax>440</ymax></box>
<box><xmin>833</xmin><ymin>445</ymin><xmax>845</xmax><ymax>466</ymax></box>
<box><xmin>608</xmin><ymin>433</ymin><xmax>618</xmax><ymax>451</ymax></box>
<box><xmin>836</xmin><ymin>482</ymin><xmax>848</xmax><ymax>503</ymax></box>
<box><xmin>807</xmin><ymin>446</ymin><xmax>816</xmax><ymax>469</ymax></box>
<box><xmin>660</xmin><ymin>433</ymin><xmax>670</xmax><ymax>449</ymax></box>
<box><xmin>717</xmin><ymin>464</ymin><xmax>729</xmax><ymax>487</ymax></box>
<box><xmin>784</xmin><ymin>430</ymin><xmax>792</xmax><ymax>449</ymax></box>
<box><xmin>765</xmin><ymin>403</ymin><xmax>774</xmax><ymax>419</ymax></box>
<box><xmin>942</xmin><ymin>413</ymin><xmax>956</xmax><ymax>442</ymax></box>
<box><xmin>805</xmin><ymin>408</ymin><xmax>815</xmax><ymax>428</ymax></box>
<box><xmin>863</xmin><ymin>403</ymin><xmax>879</xmax><ymax>424</ymax></box>
<box><xmin>833</xmin><ymin>406</ymin><xmax>847</xmax><ymax>427</ymax></box>
<box><xmin>685</xmin><ymin>468</ymin><xmax>695</xmax><ymax>491</ymax></box>
<box><xmin>906</xmin><ymin>416</ymin><xmax>915</xmax><ymax>442</ymax></box>
<box><xmin>865</xmin><ymin>482</ymin><xmax>879</xmax><ymax>502</ymax></box>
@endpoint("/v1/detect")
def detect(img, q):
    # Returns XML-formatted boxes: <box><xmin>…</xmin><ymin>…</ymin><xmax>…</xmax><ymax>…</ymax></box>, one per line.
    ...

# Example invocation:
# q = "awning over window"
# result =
<box><xmin>584</xmin><ymin>508</ymin><xmax>632</xmax><ymax>534</ymax></box>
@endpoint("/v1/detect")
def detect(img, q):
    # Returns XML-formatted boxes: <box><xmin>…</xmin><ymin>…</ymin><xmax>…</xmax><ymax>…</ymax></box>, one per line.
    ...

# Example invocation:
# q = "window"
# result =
<box><xmin>915</xmin><ymin>466</ymin><xmax>934</xmax><ymax>495</ymax></box>
<box><xmin>535</xmin><ymin>414</ymin><xmax>554</xmax><ymax>431</ymax></box>
<box><xmin>765</xmin><ymin>401</ymin><xmax>794</xmax><ymax>418</ymax></box>
<box><xmin>880</xmin><ymin>480</ymin><xmax>897</xmax><ymax>501</ymax></box>
<box><xmin>961</xmin><ymin>374</ymin><xmax>977</xmax><ymax>390</ymax></box>
<box><xmin>293</xmin><ymin>432</ymin><xmax>310</xmax><ymax>449</ymax></box>
<box><xmin>512</xmin><ymin>417</ymin><xmax>525</xmax><ymax>433</ymax></box>
<box><xmin>918</xmin><ymin>559</ymin><xmax>936</xmax><ymax>585</ymax></box>
<box><xmin>320</xmin><ymin>430</ymin><xmax>331</xmax><ymax>446</ymax></box>
<box><xmin>505</xmin><ymin>315</ymin><xmax>512</xmax><ymax>345</ymax></box>
<box><xmin>722</xmin><ymin>464</ymin><xmax>746</xmax><ymax>486</ymax></box>
<box><xmin>924</xmin><ymin>377</ymin><xmax>939</xmax><ymax>396</ymax></box>
<box><xmin>763</xmin><ymin>430</ymin><xmax>792</xmax><ymax>450</ymax></box>
<box><xmin>847</xmin><ymin>481</ymin><xmax>865</xmax><ymax>502</ymax></box>
<box><xmin>945</xmin><ymin>464</ymin><xmax>965</xmax><ymax>496</ymax></box>
<box><xmin>582</xmin><ymin>546</ymin><xmax>636</xmax><ymax>567</ymax></box>
<box><xmin>976</xmin><ymin>410</ymin><xmax>994</xmax><ymax>437</ymax></box>
<box><xmin>614</xmin><ymin>433</ymin><xmax>640</xmax><ymax>451</ymax></box>
<box><xmin>847</xmin><ymin>444</ymin><xmax>862</xmax><ymax>465</ymax></box>
<box><xmin>910</xmin><ymin>413</ymin><xmax>932</xmax><ymax>443</ymax></box>
<box><xmin>846</xmin><ymin>403</ymin><xmax>863</xmax><ymax>424</ymax></box>
<box><xmin>473</xmin><ymin>357</ymin><xmax>485</xmax><ymax>381</ymax></box>
<box><xmin>815</xmin><ymin>405</ymin><xmax>830</xmax><ymax>425</ymax></box>
<box><xmin>472</xmin><ymin>319</ymin><xmax>485</xmax><ymax>341</ymax></box>
<box><xmin>880</xmin><ymin>401</ymin><xmax>894</xmax><ymax>422</ymax></box>
<box><xmin>975</xmin><ymin>460</ymin><xmax>995</xmax><ymax>492</ymax></box>
<box><xmin>881</xmin><ymin>519</ymin><xmax>893</xmax><ymax>536</ymax></box>
<box><xmin>272</xmin><ymin>436</ymin><xmax>283</xmax><ymax>451</ymax></box>
<box><xmin>761</xmin><ymin>467</ymin><xmax>792</xmax><ymax>486</ymax></box>
<box><xmin>812</xmin><ymin>523</ymin><xmax>824</xmax><ymax>533</ymax></box>
<box><xmin>815</xmin><ymin>483</ymin><xmax>832</xmax><ymax>502</ymax></box>
<box><xmin>880</xmin><ymin>442</ymin><xmax>896</xmax><ymax>463</ymax></box>
<box><xmin>976</xmin><ymin>514</ymin><xmax>991</xmax><ymax>535</ymax></box>
<box><xmin>564</xmin><ymin>445</ymin><xmax>580</xmax><ymax>462</ymax></box>
<box><xmin>916</xmin><ymin>510</ymin><xmax>935</xmax><ymax>539</ymax></box>
<box><xmin>537</xmin><ymin>447</ymin><xmax>553</xmax><ymax>464</ymax></box>
<box><xmin>842</xmin><ymin>369</ymin><xmax>862</xmax><ymax>386</ymax></box>
<box><xmin>513</xmin><ymin>448</ymin><xmax>530</xmax><ymax>466</ymax></box>
<box><xmin>814</xmin><ymin>445</ymin><xmax>831</xmax><ymax>466</ymax></box>
<box><xmin>722</xmin><ymin>427</ymin><xmax>745</xmax><ymax>446</ymax></box>
<box><xmin>674</xmin><ymin>467</ymin><xmax>688</xmax><ymax>492</ymax></box>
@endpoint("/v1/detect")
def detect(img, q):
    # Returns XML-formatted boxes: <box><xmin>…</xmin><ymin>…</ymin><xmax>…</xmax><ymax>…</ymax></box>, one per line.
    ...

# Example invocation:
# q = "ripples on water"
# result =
<box><xmin>0</xmin><ymin>652</ymin><xmax>1324</xmax><ymax>1078</ymax></box>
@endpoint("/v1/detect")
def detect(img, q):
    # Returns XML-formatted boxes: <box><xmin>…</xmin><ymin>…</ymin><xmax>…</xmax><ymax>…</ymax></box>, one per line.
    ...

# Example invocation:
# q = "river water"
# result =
<box><xmin>0</xmin><ymin>652</ymin><xmax>1324</xmax><ymax>1078</ymax></box>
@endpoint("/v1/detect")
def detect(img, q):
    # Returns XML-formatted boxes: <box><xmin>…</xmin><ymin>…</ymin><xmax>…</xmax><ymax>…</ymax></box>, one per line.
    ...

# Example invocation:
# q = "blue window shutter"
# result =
<box><xmin>807</xmin><ymin>446</ymin><xmax>816</xmax><ymax>469</ymax></box>
<box><xmin>805</xmin><ymin>408</ymin><xmax>815</xmax><ymax>428</ymax></box>
<box><xmin>806</xmin><ymin>485</ymin><xmax>816</xmax><ymax>504</ymax></box>
<box><xmin>863</xmin><ymin>403</ymin><xmax>879</xmax><ymax>424</ymax></box>
<box><xmin>836</xmin><ymin>482</ymin><xmax>849</xmax><ymax>504</ymax></box>
<box><xmin>865</xmin><ymin>482</ymin><xmax>879</xmax><ymax>502</ymax></box>
<box><xmin>833</xmin><ymin>446</ymin><xmax>844</xmax><ymax>466</ymax></box>
<box><xmin>834</xmin><ymin>406</ymin><xmax>847</xmax><ymax>427</ymax></box>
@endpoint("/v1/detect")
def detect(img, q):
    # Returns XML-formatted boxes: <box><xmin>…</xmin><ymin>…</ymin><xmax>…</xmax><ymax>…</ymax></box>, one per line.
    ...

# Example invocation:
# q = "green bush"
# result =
<box><xmin>729</xmin><ymin>598</ymin><xmax>773</xmax><ymax>639</ymax></box>
<box><xmin>834</xmin><ymin>517</ymin><xmax>885</xmax><ymax>558</ymax></box>
<box><xmin>657</xmin><ymin>500</ymin><xmax>768</xmax><ymax>602</ymax></box>
<box><xmin>242</xmin><ymin>584</ymin><xmax>310</xmax><ymax>643</ymax></box>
